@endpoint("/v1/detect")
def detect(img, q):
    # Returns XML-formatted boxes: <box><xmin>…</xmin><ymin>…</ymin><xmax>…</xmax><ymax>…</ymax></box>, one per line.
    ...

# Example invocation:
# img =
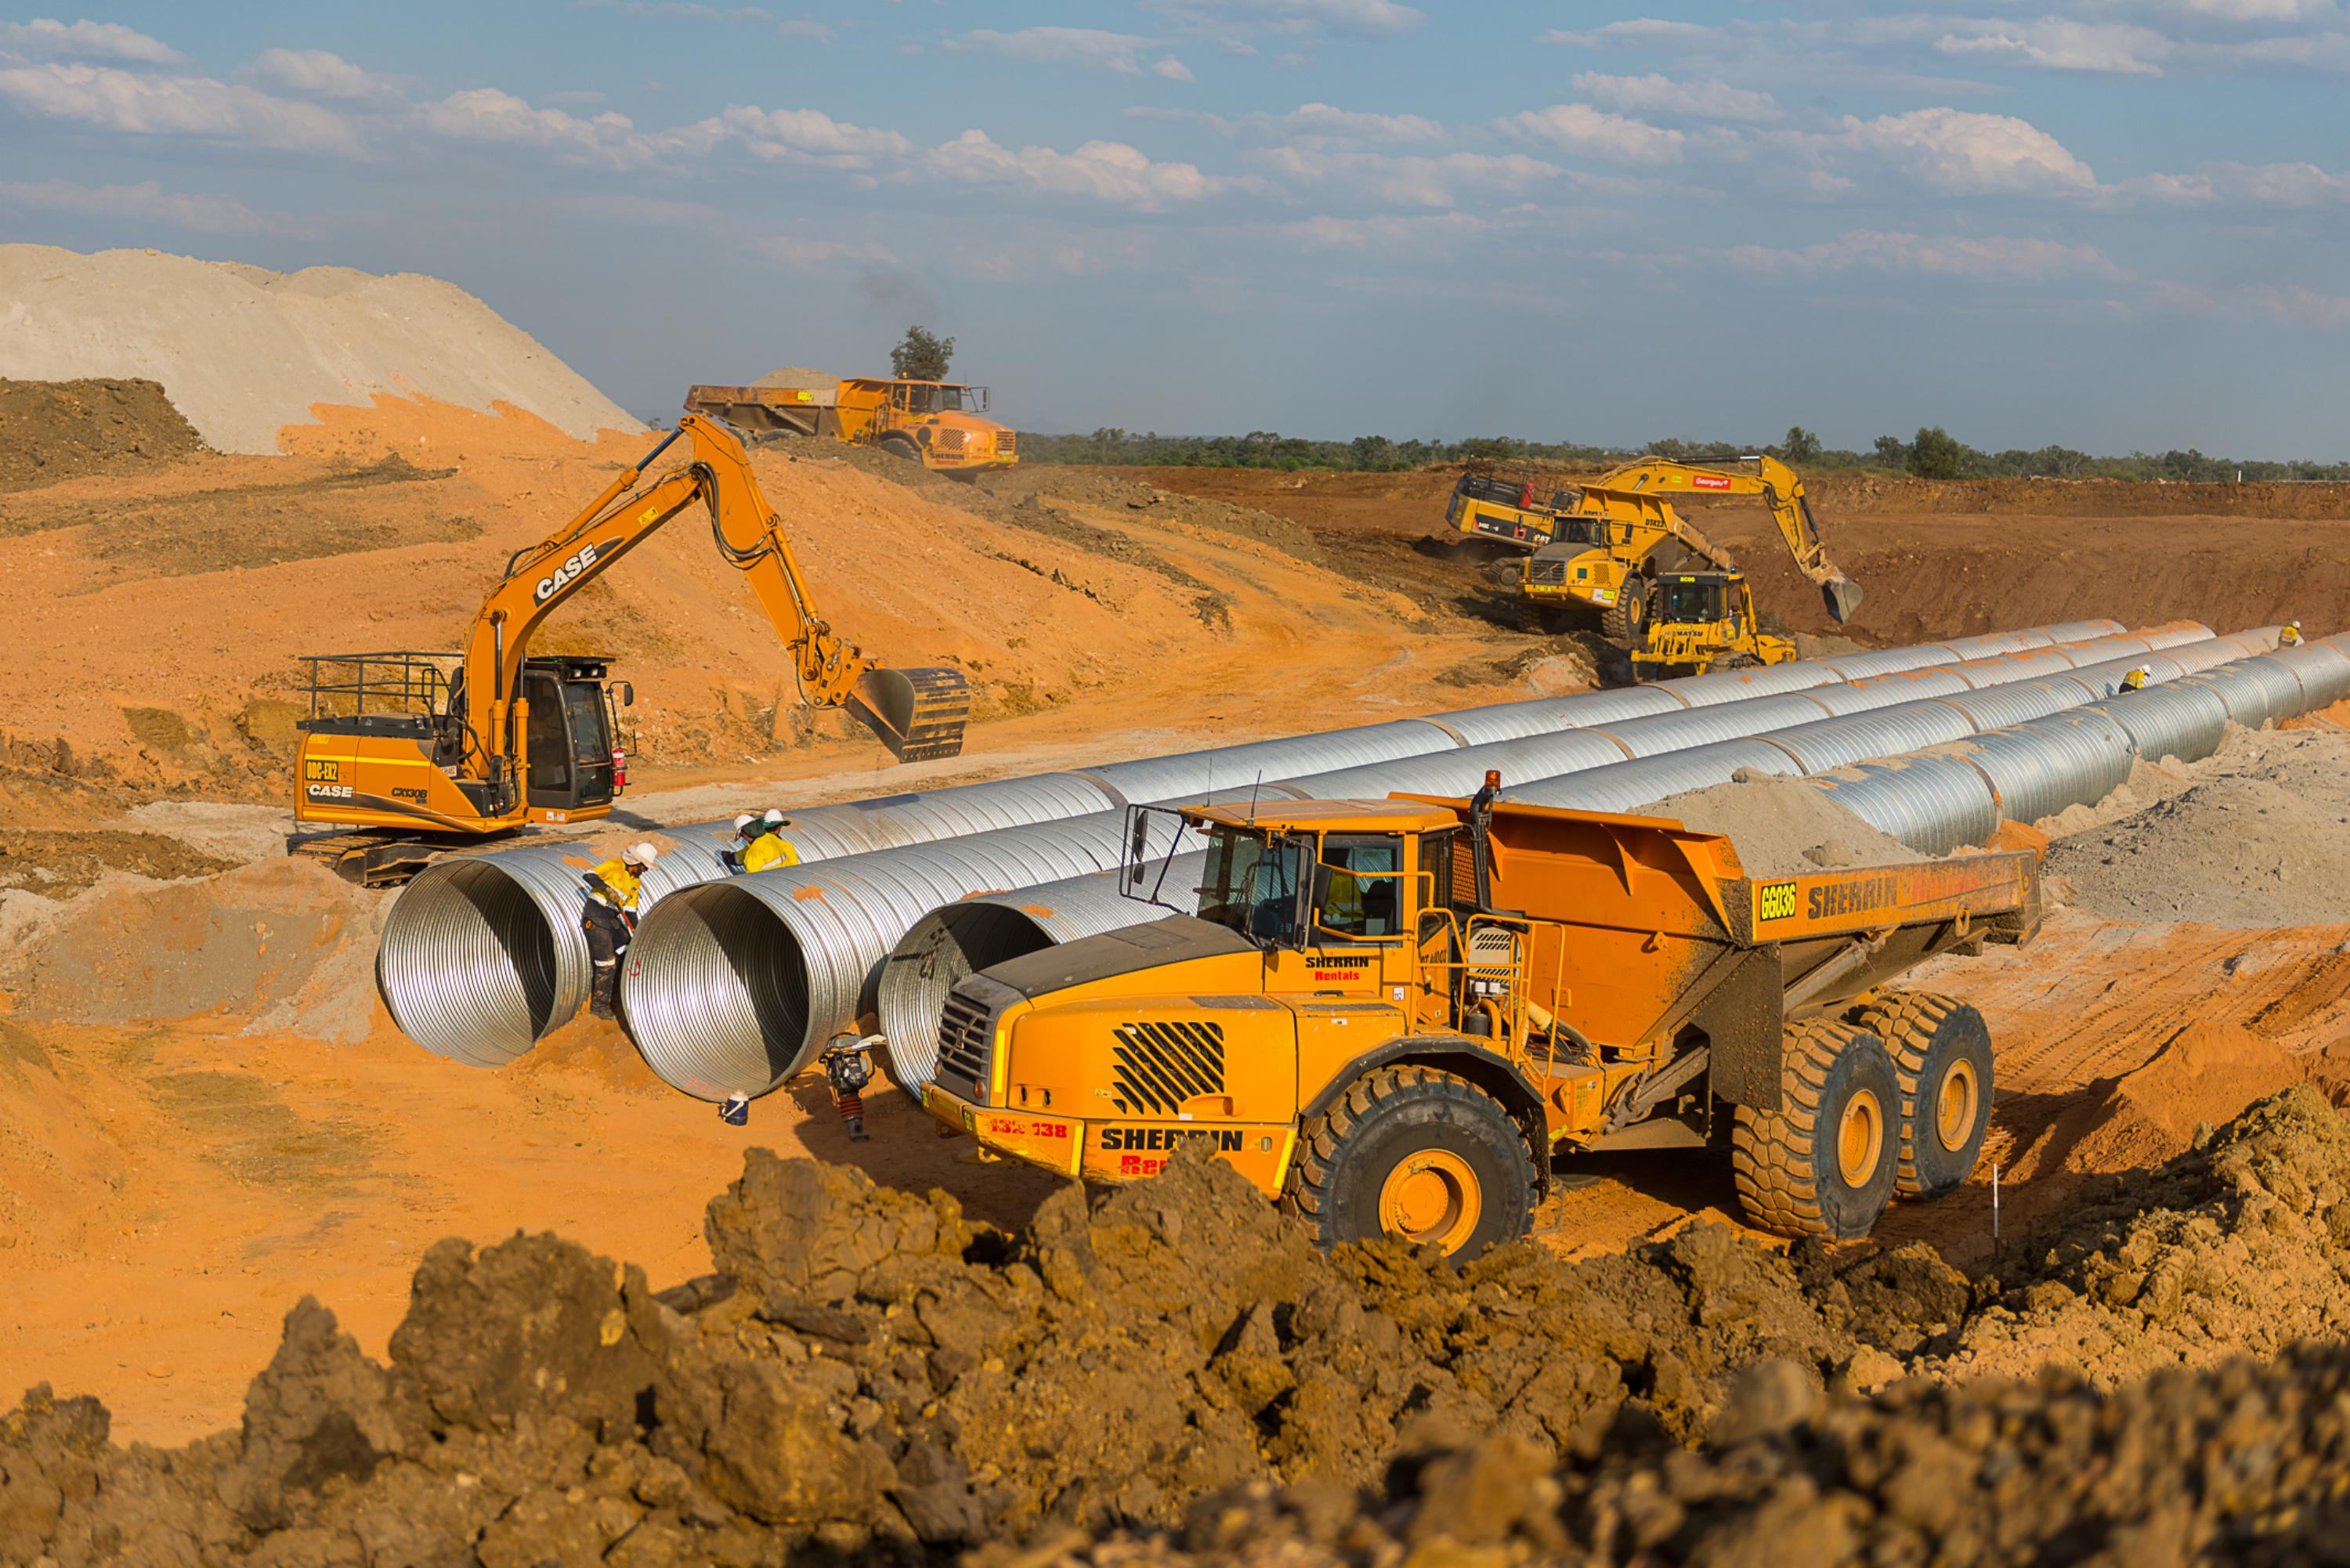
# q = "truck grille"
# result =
<box><xmin>935</xmin><ymin>988</ymin><xmax>1000</xmax><ymax>1100</ymax></box>
<box><xmin>1109</xmin><ymin>1020</ymin><xmax>1226</xmax><ymax>1116</ymax></box>
<box><xmin>998</xmin><ymin>431</ymin><xmax>1017</xmax><ymax>457</ymax></box>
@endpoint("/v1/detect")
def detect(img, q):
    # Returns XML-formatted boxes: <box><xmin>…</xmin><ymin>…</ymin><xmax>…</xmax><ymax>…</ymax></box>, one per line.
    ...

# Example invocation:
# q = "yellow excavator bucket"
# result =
<box><xmin>848</xmin><ymin>666</ymin><xmax>971</xmax><ymax>762</ymax></box>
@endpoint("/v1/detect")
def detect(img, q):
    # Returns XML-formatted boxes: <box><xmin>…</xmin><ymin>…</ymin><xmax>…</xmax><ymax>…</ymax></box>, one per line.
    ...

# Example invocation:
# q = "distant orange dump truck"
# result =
<box><xmin>683</xmin><ymin>376</ymin><xmax>1016</xmax><ymax>473</ymax></box>
<box><xmin>923</xmin><ymin>791</ymin><xmax>2037</xmax><ymax>1255</ymax></box>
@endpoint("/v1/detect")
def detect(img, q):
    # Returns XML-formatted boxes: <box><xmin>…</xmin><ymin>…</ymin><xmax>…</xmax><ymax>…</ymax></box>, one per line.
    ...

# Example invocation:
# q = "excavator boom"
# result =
<box><xmin>1586</xmin><ymin>453</ymin><xmax>1861</xmax><ymax>624</ymax></box>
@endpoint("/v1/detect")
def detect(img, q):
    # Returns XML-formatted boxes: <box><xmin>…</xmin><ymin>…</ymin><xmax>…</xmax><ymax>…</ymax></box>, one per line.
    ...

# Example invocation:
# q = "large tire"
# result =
<box><xmin>1731</xmin><ymin>1021</ymin><xmax>1899</xmax><ymax>1240</ymax></box>
<box><xmin>1856</xmin><ymin>992</ymin><xmax>1994</xmax><ymax>1199</ymax></box>
<box><xmin>1598</xmin><ymin>588</ymin><xmax>1648</xmax><ymax>646</ymax></box>
<box><xmin>877</xmin><ymin>434</ymin><xmax>924</xmax><ymax>464</ymax></box>
<box><xmin>1285</xmin><ymin>1064</ymin><xmax>1535</xmax><ymax>1259</ymax></box>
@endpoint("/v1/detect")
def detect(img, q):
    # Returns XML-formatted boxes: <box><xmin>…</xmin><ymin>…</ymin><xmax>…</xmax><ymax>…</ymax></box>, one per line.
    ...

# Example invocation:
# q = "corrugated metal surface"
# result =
<box><xmin>1936</xmin><ymin>627</ymin><xmax>2057</xmax><ymax>659</ymax></box>
<box><xmin>2140</xmin><ymin>621</ymin><xmax>2221</xmax><ymax>652</ymax></box>
<box><xmin>1430</xmin><ymin>685</ymin><xmax>1687</xmax><ymax>744</ymax></box>
<box><xmin>1926</xmin><ymin>708</ymin><xmax>2135</xmax><ymax>826</ymax></box>
<box><xmin>1076</xmin><ymin>719</ymin><xmax>1457</xmax><ymax>805</ymax></box>
<box><xmin>1929</xmin><ymin>674</ymin><xmax>2098</xmax><ymax>732</ymax></box>
<box><xmin>2063</xmin><ymin>652</ymin><xmax>2189</xmax><ymax>697</ymax></box>
<box><xmin>624</xmin><ymin>807</ymin><xmax>1177</xmax><ymax>1100</ymax></box>
<box><xmin>1282</xmin><ymin>726</ymin><xmax>1633</xmax><ymax>800</ymax></box>
<box><xmin>1947</xmin><ymin>646</ymin><xmax>2095</xmax><ymax>688</ymax></box>
<box><xmin>1753</xmin><ymin>700</ymin><xmax>1977</xmax><ymax>774</ymax></box>
<box><xmin>1806</xmin><ymin>755</ymin><xmax>2002</xmax><ymax>856</ymax></box>
<box><xmin>2091</xmin><ymin>680</ymin><xmax>2231</xmax><ymax>765</ymax></box>
<box><xmin>1814</xmin><ymin>645</ymin><xmax>1961</xmax><ymax>681</ymax></box>
<box><xmin>377</xmin><ymin>845</ymin><xmax>592</xmax><ymax>1068</ymax></box>
<box><xmin>2268</xmin><ymin>641</ymin><xmax>2350</xmax><ymax>710</ymax></box>
<box><xmin>2191</xmin><ymin>653</ymin><xmax>2309</xmax><ymax>726</ymax></box>
<box><xmin>1585</xmin><ymin>694</ymin><xmax>1837</xmax><ymax>757</ymax></box>
<box><xmin>2040</xmin><ymin>619</ymin><xmax>2128</xmax><ymax>643</ymax></box>
<box><xmin>1650</xmin><ymin>662</ymin><xmax>1838</xmax><ymax>709</ymax></box>
<box><xmin>1835</xmin><ymin>666</ymin><xmax>1977</xmax><ymax>706</ymax></box>
<box><xmin>1508</xmin><ymin>739</ymin><xmax>1806</xmax><ymax>814</ymax></box>
<box><xmin>878</xmin><ymin>853</ymin><xmax>1207</xmax><ymax>1090</ymax></box>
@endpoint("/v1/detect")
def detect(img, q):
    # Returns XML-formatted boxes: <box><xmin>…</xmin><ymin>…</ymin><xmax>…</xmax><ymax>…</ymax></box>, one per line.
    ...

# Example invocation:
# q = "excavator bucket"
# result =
<box><xmin>848</xmin><ymin>666</ymin><xmax>971</xmax><ymax>763</ymax></box>
<box><xmin>1821</xmin><ymin>576</ymin><xmax>1864</xmax><ymax>625</ymax></box>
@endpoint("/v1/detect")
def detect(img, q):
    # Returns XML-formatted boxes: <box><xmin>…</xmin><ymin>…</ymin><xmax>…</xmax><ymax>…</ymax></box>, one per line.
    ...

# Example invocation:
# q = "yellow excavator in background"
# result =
<box><xmin>1454</xmin><ymin>453</ymin><xmax>1860</xmax><ymax>646</ymax></box>
<box><xmin>289</xmin><ymin>414</ymin><xmax>971</xmax><ymax>884</ymax></box>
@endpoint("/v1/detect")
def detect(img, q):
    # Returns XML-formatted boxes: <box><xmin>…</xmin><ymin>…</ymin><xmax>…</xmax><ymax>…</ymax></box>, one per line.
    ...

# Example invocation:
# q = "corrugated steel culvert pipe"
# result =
<box><xmin>385</xmin><ymin>617</ymin><xmax>2133</xmax><ymax>1064</ymax></box>
<box><xmin>628</xmin><ymin>626</ymin><xmax>2224</xmax><ymax>1100</ymax></box>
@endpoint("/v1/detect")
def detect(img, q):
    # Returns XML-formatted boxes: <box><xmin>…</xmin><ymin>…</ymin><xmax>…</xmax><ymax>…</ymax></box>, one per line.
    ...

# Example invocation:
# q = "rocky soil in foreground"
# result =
<box><xmin>8</xmin><ymin>1085</ymin><xmax>2350</xmax><ymax>1565</ymax></box>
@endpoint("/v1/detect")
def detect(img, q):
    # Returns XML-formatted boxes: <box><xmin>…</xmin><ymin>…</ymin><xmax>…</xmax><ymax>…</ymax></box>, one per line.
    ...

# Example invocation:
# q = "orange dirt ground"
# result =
<box><xmin>7</xmin><ymin>413</ymin><xmax>2350</xmax><ymax>1444</ymax></box>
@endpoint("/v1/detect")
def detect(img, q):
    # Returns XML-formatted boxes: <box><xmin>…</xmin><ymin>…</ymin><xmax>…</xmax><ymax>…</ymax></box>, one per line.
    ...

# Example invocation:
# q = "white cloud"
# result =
<box><xmin>924</xmin><ymin>130</ymin><xmax>1241</xmax><ymax>208</ymax></box>
<box><xmin>1278</xmin><ymin>100</ymin><xmax>1444</xmax><ymax>143</ymax></box>
<box><xmin>1721</xmin><ymin>228</ymin><xmax>2124</xmax><ymax>282</ymax></box>
<box><xmin>1258</xmin><ymin>146</ymin><xmax>1563</xmax><ymax>207</ymax></box>
<box><xmin>0</xmin><ymin>17</ymin><xmax>180</xmax><ymax>64</ymax></box>
<box><xmin>0</xmin><ymin>177</ymin><xmax>281</xmax><ymax>235</ymax></box>
<box><xmin>2118</xmin><ymin>159</ymin><xmax>2350</xmax><ymax>204</ymax></box>
<box><xmin>1152</xmin><ymin>54</ymin><xmax>1196</xmax><ymax>81</ymax></box>
<box><xmin>1571</xmin><ymin>71</ymin><xmax>1780</xmax><ymax>121</ymax></box>
<box><xmin>1541</xmin><ymin>20</ymin><xmax>1717</xmax><ymax>49</ymax></box>
<box><xmin>1831</xmin><ymin>107</ymin><xmax>2097</xmax><ymax>194</ymax></box>
<box><xmin>776</xmin><ymin>19</ymin><xmax>833</xmax><ymax>40</ymax></box>
<box><xmin>0</xmin><ymin>62</ymin><xmax>363</xmax><ymax>155</ymax></box>
<box><xmin>1218</xmin><ymin>40</ymin><xmax>1258</xmax><ymax>56</ymax></box>
<box><xmin>598</xmin><ymin>2</ymin><xmax>772</xmax><ymax>18</ymax></box>
<box><xmin>423</xmin><ymin>87</ymin><xmax>658</xmax><ymax>167</ymax></box>
<box><xmin>243</xmin><ymin>48</ymin><xmax>400</xmax><ymax>103</ymax></box>
<box><xmin>759</xmin><ymin>234</ymin><xmax>899</xmax><ymax>269</ymax></box>
<box><xmin>693</xmin><ymin>103</ymin><xmax>912</xmax><ymax>165</ymax></box>
<box><xmin>949</xmin><ymin>27</ymin><xmax>1160</xmax><ymax>74</ymax></box>
<box><xmin>1144</xmin><ymin>0</ymin><xmax>1423</xmax><ymax>38</ymax></box>
<box><xmin>1500</xmin><ymin>103</ymin><xmax>1685</xmax><ymax>164</ymax></box>
<box><xmin>1934</xmin><ymin>20</ymin><xmax>2174</xmax><ymax>77</ymax></box>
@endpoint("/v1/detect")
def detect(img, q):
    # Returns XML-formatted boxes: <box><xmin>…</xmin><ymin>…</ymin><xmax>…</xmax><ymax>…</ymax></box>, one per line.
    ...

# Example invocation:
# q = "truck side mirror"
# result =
<box><xmin>618</xmin><ymin>681</ymin><xmax>635</xmax><ymax>708</ymax></box>
<box><xmin>1128</xmin><ymin>810</ymin><xmax>1152</xmax><ymax>865</ymax></box>
<box><xmin>1306</xmin><ymin>863</ymin><xmax>1333</xmax><ymax>932</ymax></box>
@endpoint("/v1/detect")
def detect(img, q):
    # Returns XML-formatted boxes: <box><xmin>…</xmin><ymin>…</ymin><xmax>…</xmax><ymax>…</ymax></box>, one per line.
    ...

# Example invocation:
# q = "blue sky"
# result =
<box><xmin>1</xmin><ymin>1</ymin><xmax>2345</xmax><ymax>454</ymax></box>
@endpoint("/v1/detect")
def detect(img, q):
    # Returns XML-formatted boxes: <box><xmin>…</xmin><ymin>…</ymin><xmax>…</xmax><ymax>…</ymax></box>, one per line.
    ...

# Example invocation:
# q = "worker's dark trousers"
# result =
<box><xmin>582</xmin><ymin>905</ymin><xmax>630</xmax><ymax>1019</ymax></box>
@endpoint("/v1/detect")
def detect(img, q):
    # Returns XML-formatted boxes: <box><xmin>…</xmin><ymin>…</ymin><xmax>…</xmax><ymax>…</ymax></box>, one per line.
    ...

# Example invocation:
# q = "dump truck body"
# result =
<box><xmin>924</xmin><ymin>793</ymin><xmax>2034</xmax><ymax>1251</ymax></box>
<box><xmin>686</xmin><ymin>378</ymin><xmax>1015</xmax><ymax>471</ymax></box>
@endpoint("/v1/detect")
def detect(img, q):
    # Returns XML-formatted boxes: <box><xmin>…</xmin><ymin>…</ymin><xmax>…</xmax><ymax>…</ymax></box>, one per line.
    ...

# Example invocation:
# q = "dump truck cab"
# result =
<box><xmin>924</xmin><ymin>789</ymin><xmax>2038</xmax><ymax>1256</ymax></box>
<box><xmin>1630</xmin><ymin>570</ymin><xmax>1797</xmax><ymax>676</ymax></box>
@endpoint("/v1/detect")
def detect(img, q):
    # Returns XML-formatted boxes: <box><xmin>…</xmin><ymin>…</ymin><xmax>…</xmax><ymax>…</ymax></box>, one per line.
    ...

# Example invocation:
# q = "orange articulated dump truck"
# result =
<box><xmin>921</xmin><ymin>788</ymin><xmax>2037</xmax><ymax>1256</ymax></box>
<box><xmin>683</xmin><ymin>377</ymin><xmax>1017</xmax><ymax>474</ymax></box>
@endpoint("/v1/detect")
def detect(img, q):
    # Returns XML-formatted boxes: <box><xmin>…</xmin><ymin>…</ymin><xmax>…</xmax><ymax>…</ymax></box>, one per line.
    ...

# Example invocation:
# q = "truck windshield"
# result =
<box><xmin>909</xmin><ymin>385</ymin><xmax>972</xmax><ymax>414</ymax></box>
<box><xmin>1198</xmin><ymin>829</ymin><xmax>1304</xmax><ymax>945</ymax></box>
<box><xmin>1657</xmin><ymin>580</ymin><xmax>1724</xmax><ymax>622</ymax></box>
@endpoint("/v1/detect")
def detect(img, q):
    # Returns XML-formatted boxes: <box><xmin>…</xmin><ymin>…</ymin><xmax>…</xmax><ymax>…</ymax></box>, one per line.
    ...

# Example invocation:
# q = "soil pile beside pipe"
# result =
<box><xmin>1640</xmin><ymin>768</ymin><xmax>1923</xmax><ymax>876</ymax></box>
<box><xmin>0</xmin><ymin>378</ymin><xmax>206</xmax><ymax>490</ymax></box>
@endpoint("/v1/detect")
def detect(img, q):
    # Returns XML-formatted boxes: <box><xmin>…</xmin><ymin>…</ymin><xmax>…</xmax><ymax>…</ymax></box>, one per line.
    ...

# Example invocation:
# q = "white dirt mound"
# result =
<box><xmin>1642</xmin><ymin>768</ymin><xmax>1922</xmax><ymax>878</ymax></box>
<box><xmin>0</xmin><ymin>244</ymin><xmax>641</xmax><ymax>453</ymax></box>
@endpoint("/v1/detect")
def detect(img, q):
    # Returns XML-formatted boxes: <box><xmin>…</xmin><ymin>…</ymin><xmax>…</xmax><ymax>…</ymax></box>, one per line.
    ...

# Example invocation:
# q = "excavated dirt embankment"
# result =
<box><xmin>8</xmin><ymin>1086</ymin><xmax>2348</xmax><ymax>1564</ymax></box>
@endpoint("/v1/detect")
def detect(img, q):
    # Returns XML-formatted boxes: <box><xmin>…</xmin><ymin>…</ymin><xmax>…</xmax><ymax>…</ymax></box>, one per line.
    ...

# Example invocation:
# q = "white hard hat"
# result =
<box><xmin>733</xmin><ymin>812</ymin><xmax>757</xmax><ymax>833</ymax></box>
<box><xmin>623</xmin><ymin>842</ymin><xmax>659</xmax><ymax>868</ymax></box>
<box><xmin>761</xmin><ymin>807</ymin><xmax>788</xmax><ymax>828</ymax></box>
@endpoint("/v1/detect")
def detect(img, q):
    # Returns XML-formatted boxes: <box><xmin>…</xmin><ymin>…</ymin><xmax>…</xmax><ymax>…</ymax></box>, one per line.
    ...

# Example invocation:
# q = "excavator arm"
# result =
<box><xmin>459</xmin><ymin>414</ymin><xmax>967</xmax><ymax>804</ymax></box>
<box><xmin>1582</xmin><ymin>454</ymin><xmax>1862</xmax><ymax>623</ymax></box>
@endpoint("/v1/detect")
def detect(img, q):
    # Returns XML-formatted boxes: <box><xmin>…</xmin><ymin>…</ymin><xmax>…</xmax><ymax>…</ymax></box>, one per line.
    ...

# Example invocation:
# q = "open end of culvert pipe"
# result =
<box><xmin>877</xmin><ymin>903</ymin><xmax>1060</xmax><ymax>1091</ymax></box>
<box><xmin>620</xmin><ymin>883</ymin><xmax>816</xmax><ymax>1102</ymax></box>
<box><xmin>378</xmin><ymin>860</ymin><xmax>566</xmax><ymax>1068</ymax></box>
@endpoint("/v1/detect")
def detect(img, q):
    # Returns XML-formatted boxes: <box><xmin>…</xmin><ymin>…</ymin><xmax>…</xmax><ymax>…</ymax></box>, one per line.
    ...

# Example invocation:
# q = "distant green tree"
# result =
<box><xmin>890</xmin><ymin>326</ymin><xmax>955</xmax><ymax>381</ymax></box>
<box><xmin>1776</xmin><ymin>425</ymin><xmax>1823</xmax><ymax>464</ymax></box>
<box><xmin>1907</xmin><ymin>426</ymin><xmax>1970</xmax><ymax>479</ymax></box>
<box><xmin>1871</xmin><ymin>435</ymin><xmax>1910</xmax><ymax>468</ymax></box>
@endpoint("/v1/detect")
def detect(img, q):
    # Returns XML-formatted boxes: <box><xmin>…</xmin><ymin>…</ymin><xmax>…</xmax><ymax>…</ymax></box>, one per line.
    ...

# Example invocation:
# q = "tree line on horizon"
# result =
<box><xmin>1010</xmin><ymin>425</ymin><xmax>2350</xmax><ymax>483</ymax></box>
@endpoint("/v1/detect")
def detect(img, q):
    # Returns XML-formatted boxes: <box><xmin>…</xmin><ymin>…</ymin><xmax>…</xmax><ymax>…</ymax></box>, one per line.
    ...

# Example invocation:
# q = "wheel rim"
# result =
<box><xmin>1935</xmin><ymin>1057</ymin><xmax>1980</xmax><ymax>1152</ymax></box>
<box><xmin>1377</xmin><ymin>1151</ymin><xmax>1482</xmax><ymax>1253</ymax></box>
<box><xmin>1837</xmin><ymin>1089</ymin><xmax>1885</xmax><ymax>1187</ymax></box>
